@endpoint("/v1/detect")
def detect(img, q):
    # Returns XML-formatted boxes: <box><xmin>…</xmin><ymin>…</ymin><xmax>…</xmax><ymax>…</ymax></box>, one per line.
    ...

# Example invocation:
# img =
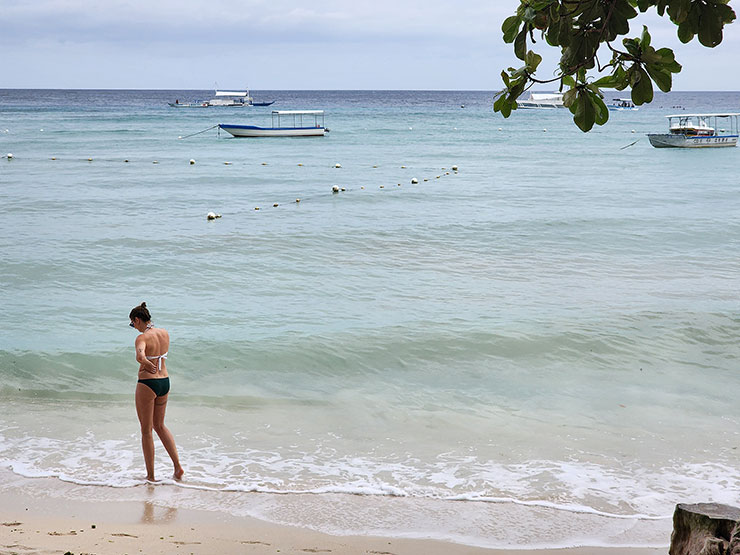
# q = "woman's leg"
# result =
<box><xmin>135</xmin><ymin>383</ymin><xmax>157</xmax><ymax>481</ymax></box>
<box><xmin>153</xmin><ymin>394</ymin><xmax>184</xmax><ymax>480</ymax></box>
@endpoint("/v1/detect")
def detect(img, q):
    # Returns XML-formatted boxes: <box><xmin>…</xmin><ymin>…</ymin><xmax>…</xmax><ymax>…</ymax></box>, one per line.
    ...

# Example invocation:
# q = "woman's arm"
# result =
<box><xmin>135</xmin><ymin>335</ymin><xmax>158</xmax><ymax>374</ymax></box>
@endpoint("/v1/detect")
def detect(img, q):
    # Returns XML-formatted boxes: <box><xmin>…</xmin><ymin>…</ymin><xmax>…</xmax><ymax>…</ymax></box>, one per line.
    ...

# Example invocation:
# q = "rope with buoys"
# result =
<box><xmin>178</xmin><ymin>125</ymin><xmax>219</xmax><ymax>140</ymax></box>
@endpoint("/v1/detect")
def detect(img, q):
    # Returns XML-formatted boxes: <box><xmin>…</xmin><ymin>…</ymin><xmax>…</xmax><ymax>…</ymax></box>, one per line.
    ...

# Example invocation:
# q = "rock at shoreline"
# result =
<box><xmin>669</xmin><ymin>503</ymin><xmax>740</xmax><ymax>555</ymax></box>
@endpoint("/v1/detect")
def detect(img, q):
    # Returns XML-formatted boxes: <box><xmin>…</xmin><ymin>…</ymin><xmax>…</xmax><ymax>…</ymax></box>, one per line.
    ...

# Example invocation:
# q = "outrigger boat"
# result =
<box><xmin>647</xmin><ymin>113</ymin><xmax>739</xmax><ymax>148</ymax></box>
<box><xmin>219</xmin><ymin>110</ymin><xmax>327</xmax><ymax>137</ymax></box>
<box><xmin>169</xmin><ymin>88</ymin><xmax>274</xmax><ymax>108</ymax></box>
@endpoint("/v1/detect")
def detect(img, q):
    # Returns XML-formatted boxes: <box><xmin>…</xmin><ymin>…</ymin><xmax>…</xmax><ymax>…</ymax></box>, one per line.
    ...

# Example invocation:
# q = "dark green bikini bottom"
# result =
<box><xmin>138</xmin><ymin>377</ymin><xmax>170</xmax><ymax>397</ymax></box>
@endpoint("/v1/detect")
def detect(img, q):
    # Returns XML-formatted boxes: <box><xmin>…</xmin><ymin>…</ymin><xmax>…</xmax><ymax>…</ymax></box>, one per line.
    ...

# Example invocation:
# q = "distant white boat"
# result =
<box><xmin>607</xmin><ymin>98</ymin><xmax>638</xmax><ymax>111</ymax></box>
<box><xmin>647</xmin><ymin>113</ymin><xmax>739</xmax><ymax>148</ymax></box>
<box><xmin>169</xmin><ymin>88</ymin><xmax>274</xmax><ymax>108</ymax></box>
<box><xmin>219</xmin><ymin>110</ymin><xmax>327</xmax><ymax>137</ymax></box>
<box><xmin>517</xmin><ymin>93</ymin><xmax>565</xmax><ymax>109</ymax></box>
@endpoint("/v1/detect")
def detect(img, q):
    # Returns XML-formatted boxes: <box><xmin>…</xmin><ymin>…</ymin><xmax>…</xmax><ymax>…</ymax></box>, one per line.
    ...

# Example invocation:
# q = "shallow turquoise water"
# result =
<box><xmin>1</xmin><ymin>89</ymin><xmax>739</xmax><ymax>548</ymax></box>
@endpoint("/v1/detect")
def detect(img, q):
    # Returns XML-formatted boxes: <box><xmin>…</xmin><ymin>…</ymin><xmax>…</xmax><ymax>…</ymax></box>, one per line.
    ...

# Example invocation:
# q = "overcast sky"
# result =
<box><xmin>1</xmin><ymin>0</ymin><xmax>738</xmax><ymax>90</ymax></box>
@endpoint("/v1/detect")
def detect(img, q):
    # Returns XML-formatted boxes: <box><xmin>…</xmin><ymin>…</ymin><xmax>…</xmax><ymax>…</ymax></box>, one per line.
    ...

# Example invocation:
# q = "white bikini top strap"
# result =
<box><xmin>145</xmin><ymin>351</ymin><xmax>168</xmax><ymax>370</ymax></box>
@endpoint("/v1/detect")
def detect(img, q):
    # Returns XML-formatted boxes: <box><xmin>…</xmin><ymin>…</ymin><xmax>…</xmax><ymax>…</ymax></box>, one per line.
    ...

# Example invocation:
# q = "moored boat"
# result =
<box><xmin>647</xmin><ymin>113</ymin><xmax>739</xmax><ymax>148</ymax></box>
<box><xmin>517</xmin><ymin>92</ymin><xmax>565</xmax><ymax>109</ymax></box>
<box><xmin>219</xmin><ymin>110</ymin><xmax>327</xmax><ymax>137</ymax></box>
<box><xmin>607</xmin><ymin>98</ymin><xmax>638</xmax><ymax>111</ymax></box>
<box><xmin>168</xmin><ymin>88</ymin><xmax>275</xmax><ymax>108</ymax></box>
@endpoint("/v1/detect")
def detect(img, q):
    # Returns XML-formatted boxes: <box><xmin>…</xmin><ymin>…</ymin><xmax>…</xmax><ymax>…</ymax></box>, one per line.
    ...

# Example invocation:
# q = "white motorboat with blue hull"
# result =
<box><xmin>607</xmin><ymin>98</ymin><xmax>638</xmax><ymax>111</ymax></box>
<box><xmin>647</xmin><ymin>113</ymin><xmax>739</xmax><ymax>148</ymax></box>
<box><xmin>219</xmin><ymin>110</ymin><xmax>327</xmax><ymax>137</ymax></box>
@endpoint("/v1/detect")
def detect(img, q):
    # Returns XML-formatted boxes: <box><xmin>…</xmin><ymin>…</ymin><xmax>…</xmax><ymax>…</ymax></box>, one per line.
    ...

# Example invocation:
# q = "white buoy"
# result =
<box><xmin>332</xmin><ymin>185</ymin><xmax>340</xmax><ymax>193</ymax></box>
<box><xmin>411</xmin><ymin>178</ymin><xmax>418</xmax><ymax>184</ymax></box>
<box><xmin>189</xmin><ymin>159</ymin><xmax>195</xmax><ymax>165</ymax></box>
<box><xmin>335</xmin><ymin>163</ymin><xmax>341</xmax><ymax>168</ymax></box>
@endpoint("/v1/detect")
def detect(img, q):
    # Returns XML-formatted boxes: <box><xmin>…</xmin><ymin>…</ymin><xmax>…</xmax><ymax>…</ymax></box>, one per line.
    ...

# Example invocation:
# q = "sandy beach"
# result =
<box><xmin>0</xmin><ymin>471</ymin><xmax>668</xmax><ymax>555</ymax></box>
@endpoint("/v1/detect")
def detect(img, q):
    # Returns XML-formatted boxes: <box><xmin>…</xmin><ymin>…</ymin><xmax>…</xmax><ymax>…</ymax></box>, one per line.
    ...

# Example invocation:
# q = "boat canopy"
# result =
<box><xmin>272</xmin><ymin>110</ymin><xmax>324</xmax><ymax>115</ymax></box>
<box><xmin>215</xmin><ymin>90</ymin><xmax>248</xmax><ymax>97</ymax></box>
<box><xmin>666</xmin><ymin>113</ymin><xmax>740</xmax><ymax>119</ymax></box>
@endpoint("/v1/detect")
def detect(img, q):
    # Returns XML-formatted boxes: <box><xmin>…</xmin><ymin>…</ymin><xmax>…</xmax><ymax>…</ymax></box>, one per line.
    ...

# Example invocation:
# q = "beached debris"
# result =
<box><xmin>669</xmin><ymin>503</ymin><xmax>740</xmax><ymax>555</ymax></box>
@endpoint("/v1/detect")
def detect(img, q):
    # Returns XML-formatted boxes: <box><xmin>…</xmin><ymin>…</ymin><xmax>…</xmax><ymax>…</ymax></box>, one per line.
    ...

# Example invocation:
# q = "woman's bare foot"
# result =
<box><xmin>173</xmin><ymin>467</ymin><xmax>184</xmax><ymax>481</ymax></box>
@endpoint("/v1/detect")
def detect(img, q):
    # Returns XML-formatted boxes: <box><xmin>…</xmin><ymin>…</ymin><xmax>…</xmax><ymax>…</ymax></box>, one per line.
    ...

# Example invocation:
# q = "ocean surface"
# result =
<box><xmin>1</xmin><ymin>89</ymin><xmax>739</xmax><ymax>549</ymax></box>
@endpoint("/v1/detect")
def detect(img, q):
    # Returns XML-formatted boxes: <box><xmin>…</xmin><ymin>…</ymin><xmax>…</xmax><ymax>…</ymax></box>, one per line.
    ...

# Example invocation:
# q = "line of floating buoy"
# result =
<box><xmin>195</xmin><ymin>162</ymin><xmax>461</xmax><ymax>222</ymax></box>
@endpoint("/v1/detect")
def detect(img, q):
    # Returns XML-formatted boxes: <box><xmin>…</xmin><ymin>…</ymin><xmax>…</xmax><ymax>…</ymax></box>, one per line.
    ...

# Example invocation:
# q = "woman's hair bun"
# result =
<box><xmin>129</xmin><ymin>302</ymin><xmax>152</xmax><ymax>322</ymax></box>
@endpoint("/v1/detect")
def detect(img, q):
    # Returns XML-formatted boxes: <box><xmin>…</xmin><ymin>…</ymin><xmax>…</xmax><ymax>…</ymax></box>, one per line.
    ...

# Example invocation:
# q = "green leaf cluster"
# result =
<box><xmin>494</xmin><ymin>0</ymin><xmax>735</xmax><ymax>132</ymax></box>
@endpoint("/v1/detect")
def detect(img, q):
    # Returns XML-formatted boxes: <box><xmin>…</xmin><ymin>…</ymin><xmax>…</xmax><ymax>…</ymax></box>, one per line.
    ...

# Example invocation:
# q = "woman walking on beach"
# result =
<box><xmin>129</xmin><ymin>302</ymin><xmax>184</xmax><ymax>482</ymax></box>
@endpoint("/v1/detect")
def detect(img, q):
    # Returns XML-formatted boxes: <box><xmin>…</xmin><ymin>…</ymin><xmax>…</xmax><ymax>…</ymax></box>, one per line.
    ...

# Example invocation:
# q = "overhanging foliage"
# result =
<box><xmin>494</xmin><ymin>0</ymin><xmax>736</xmax><ymax>131</ymax></box>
